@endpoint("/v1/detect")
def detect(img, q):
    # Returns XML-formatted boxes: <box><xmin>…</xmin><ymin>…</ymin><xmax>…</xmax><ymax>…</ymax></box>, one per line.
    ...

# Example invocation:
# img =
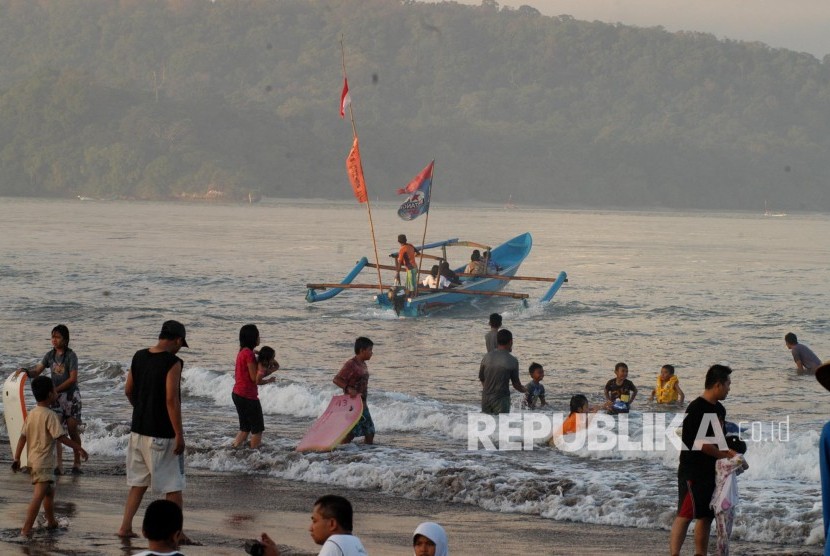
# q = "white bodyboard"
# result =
<box><xmin>4</xmin><ymin>372</ymin><xmax>29</xmax><ymax>468</ymax></box>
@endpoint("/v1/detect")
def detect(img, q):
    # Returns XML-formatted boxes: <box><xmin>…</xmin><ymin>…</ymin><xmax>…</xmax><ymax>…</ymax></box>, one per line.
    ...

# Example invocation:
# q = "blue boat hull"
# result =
<box><xmin>375</xmin><ymin>232</ymin><xmax>532</xmax><ymax>316</ymax></box>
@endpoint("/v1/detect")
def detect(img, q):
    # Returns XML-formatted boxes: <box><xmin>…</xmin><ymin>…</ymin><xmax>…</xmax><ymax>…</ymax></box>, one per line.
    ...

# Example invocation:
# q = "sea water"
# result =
<box><xmin>1</xmin><ymin>198</ymin><xmax>828</xmax><ymax>547</ymax></box>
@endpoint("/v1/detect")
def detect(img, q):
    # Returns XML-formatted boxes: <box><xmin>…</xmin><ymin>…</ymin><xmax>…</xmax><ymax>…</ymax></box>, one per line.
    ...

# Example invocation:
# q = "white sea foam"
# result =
<box><xmin>5</xmin><ymin>202</ymin><xmax>830</xmax><ymax>550</ymax></box>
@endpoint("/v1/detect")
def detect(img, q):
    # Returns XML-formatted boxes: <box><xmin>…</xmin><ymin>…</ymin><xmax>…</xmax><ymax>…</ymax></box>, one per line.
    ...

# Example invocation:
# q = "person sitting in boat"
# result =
<box><xmin>464</xmin><ymin>250</ymin><xmax>486</xmax><ymax>275</ymax></box>
<box><xmin>395</xmin><ymin>234</ymin><xmax>419</xmax><ymax>294</ymax></box>
<box><xmin>421</xmin><ymin>265</ymin><xmax>450</xmax><ymax>290</ymax></box>
<box><xmin>483</xmin><ymin>249</ymin><xmax>500</xmax><ymax>273</ymax></box>
<box><xmin>438</xmin><ymin>260</ymin><xmax>462</xmax><ymax>287</ymax></box>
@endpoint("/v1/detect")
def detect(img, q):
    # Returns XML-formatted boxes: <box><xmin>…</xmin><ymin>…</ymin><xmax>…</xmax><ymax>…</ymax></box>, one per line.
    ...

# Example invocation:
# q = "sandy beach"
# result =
<box><xmin>0</xmin><ymin>458</ymin><xmax>822</xmax><ymax>556</ymax></box>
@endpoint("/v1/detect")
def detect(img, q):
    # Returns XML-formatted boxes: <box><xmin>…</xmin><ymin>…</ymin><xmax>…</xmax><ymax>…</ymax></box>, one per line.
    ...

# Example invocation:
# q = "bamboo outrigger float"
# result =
<box><xmin>305</xmin><ymin>232</ymin><xmax>568</xmax><ymax>317</ymax></box>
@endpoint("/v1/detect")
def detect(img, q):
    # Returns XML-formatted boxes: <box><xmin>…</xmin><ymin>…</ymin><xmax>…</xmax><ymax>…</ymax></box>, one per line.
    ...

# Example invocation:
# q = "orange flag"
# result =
<box><xmin>345</xmin><ymin>137</ymin><xmax>368</xmax><ymax>203</ymax></box>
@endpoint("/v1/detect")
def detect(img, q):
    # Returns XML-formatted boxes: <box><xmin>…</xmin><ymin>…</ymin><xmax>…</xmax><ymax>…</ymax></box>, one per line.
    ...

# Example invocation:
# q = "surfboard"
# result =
<box><xmin>4</xmin><ymin>372</ymin><xmax>29</xmax><ymax>468</ymax></box>
<box><xmin>296</xmin><ymin>394</ymin><xmax>363</xmax><ymax>452</ymax></box>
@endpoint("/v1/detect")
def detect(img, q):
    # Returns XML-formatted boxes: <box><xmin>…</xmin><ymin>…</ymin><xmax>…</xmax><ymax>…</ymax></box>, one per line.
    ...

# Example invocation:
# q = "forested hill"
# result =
<box><xmin>1</xmin><ymin>0</ymin><xmax>829</xmax><ymax>210</ymax></box>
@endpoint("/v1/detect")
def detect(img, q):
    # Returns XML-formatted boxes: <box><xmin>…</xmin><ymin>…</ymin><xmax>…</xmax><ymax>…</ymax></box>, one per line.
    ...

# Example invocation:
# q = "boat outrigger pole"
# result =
<box><xmin>341</xmin><ymin>36</ymin><xmax>384</xmax><ymax>293</ymax></box>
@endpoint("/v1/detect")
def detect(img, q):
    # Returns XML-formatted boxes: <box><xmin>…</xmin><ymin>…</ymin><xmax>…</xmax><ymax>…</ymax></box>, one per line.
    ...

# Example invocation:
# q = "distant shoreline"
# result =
<box><xmin>1</xmin><ymin>194</ymin><xmax>819</xmax><ymax>217</ymax></box>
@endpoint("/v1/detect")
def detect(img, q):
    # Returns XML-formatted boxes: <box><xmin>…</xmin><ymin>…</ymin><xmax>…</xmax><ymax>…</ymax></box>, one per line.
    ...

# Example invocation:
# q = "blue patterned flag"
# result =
<box><xmin>397</xmin><ymin>161</ymin><xmax>433</xmax><ymax>221</ymax></box>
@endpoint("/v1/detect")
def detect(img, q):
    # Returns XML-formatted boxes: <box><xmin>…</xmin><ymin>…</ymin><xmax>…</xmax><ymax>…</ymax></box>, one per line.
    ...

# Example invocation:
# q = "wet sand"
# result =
<box><xmin>0</xmin><ymin>461</ymin><xmax>822</xmax><ymax>555</ymax></box>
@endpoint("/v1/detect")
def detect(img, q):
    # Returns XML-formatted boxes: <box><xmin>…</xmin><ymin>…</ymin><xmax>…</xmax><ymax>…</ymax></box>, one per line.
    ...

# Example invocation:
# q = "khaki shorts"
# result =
<box><xmin>126</xmin><ymin>432</ymin><xmax>186</xmax><ymax>494</ymax></box>
<box><xmin>30</xmin><ymin>467</ymin><xmax>56</xmax><ymax>485</ymax></box>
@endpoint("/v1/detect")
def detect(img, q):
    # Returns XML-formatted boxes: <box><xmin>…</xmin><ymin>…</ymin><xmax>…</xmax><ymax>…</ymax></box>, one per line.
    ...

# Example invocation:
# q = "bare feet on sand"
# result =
<box><xmin>116</xmin><ymin>530</ymin><xmax>138</xmax><ymax>538</ymax></box>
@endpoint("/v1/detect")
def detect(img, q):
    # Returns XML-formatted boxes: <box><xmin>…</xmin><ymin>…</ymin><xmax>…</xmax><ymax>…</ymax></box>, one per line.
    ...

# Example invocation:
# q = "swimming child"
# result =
<box><xmin>711</xmin><ymin>435</ymin><xmax>749</xmax><ymax>556</ymax></box>
<box><xmin>231</xmin><ymin>325</ymin><xmax>278</xmax><ymax>449</ymax></box>
<box><xmin>650</xmin><ymin>364</ymin><xmax>685</xmax><ymax>404</ymax></box>
<box><xmin>523</xmin><ymin>362</ymin><xmax>547</xmax><ymax>409</ymax></box>
<box><xmin>604</xmin><ymin>362</ymin><xmax>637</xmax><ymax>413</ymax></box>
<box><xmin>561</xmin><ymin>394</ymin><xmax>589</xmax><ymax>435</ymax></box>
<box><xmin>12</xmin><ymin>376</ymin><xmax>89</xmax><ymax>537</ymax></box>
<box><xmin>549</xmin><ymin>394</ymin><xmax>610</xmax><ymax>447</ymax></box>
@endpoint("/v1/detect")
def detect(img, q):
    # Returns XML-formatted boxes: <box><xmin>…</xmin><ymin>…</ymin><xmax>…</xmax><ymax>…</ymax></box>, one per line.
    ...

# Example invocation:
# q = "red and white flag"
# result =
<box><xmin>339</xmin><ymin>78</ymin><xmax>351</xmax><ymax>118</ymax></box>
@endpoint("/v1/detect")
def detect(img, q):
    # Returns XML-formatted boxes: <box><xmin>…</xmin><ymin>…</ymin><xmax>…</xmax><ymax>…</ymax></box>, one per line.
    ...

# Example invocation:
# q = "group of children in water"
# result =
<box><xmin>500</xmin><ymin>313</ymin><xmax>749</xmax><ymax>556</ymax></box>
<box><xmin>520</xmin><ymin>359</ymin><xmax>686</xmax><ymax>416</ymax></box>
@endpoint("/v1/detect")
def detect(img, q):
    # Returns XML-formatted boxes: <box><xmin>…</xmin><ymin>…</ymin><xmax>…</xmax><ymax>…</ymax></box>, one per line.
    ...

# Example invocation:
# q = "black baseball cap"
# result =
<box><xmin>159</xmin><ymin>320</ymin><xmax>189</xmax><ymax>348</ymax></box>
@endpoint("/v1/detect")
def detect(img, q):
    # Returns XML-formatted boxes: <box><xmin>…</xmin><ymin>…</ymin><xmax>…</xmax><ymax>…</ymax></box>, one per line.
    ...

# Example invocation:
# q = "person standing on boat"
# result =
<box><xmin>479</xmin><ymin>329</ymin><xmax>526</xmax><ymax>414</ymax></box>
<box><xmin>395</xmin><ymin>234</ymin><xmax>419</xmax><ymax>295</ymax></box>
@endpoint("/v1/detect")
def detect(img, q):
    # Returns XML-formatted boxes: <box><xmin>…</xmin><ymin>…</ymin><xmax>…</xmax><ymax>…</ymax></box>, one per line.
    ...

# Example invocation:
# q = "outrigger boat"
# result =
<box><xmin>305</xmin><ymin>232</ymin><xmax>567</xmax><ymax>317</ymax></box>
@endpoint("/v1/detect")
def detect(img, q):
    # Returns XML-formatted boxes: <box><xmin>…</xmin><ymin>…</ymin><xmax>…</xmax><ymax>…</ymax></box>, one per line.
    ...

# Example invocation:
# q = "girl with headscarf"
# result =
<box><xmin>413</xmin><ymin>522</ymin><xmax>448</xmax><ymax>556</ymax></box>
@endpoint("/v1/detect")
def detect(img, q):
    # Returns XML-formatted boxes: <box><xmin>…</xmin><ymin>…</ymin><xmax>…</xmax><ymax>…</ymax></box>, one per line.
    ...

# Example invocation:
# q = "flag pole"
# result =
<box><xmin>415</xmin><ymin>161</ymin><xmax>434</xmax><ymax>295</ymax></box>
<box><xmin>341</xmin><ymin>36</ymin><xmax>384</xmax><ymax>293</ymax></box>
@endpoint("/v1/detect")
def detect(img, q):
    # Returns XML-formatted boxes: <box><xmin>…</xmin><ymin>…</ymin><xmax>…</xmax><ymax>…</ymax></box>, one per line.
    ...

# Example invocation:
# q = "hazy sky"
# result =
<box><xmin>452</xmin><ymin>0</ymin><xmax>830</xmax><ymax>58</ymax></box>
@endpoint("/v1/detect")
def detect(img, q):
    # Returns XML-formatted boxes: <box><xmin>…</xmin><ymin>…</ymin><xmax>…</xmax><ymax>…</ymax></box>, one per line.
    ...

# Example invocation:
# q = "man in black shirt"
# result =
<box><xmin>669</xmin><ymin>364</ymin><xmax>737</xmax><ymax>556</ymax></box>
<box><xmin>117</xmin><ymin>320</ymin><xmax>189</xmax><ymax>540</ymax></box>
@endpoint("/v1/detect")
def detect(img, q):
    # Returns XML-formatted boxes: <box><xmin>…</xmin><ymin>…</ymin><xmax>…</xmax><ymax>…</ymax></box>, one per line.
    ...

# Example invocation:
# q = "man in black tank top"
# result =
<box><xmin>117</xmin><ymin>320</ymin><xmax>190</xmax><ymax>542</ymax></box>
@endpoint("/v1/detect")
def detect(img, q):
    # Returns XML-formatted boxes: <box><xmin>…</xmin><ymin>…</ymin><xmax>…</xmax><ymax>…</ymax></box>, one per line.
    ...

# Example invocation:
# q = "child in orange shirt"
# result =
<box><xmin>561</xmin><ymin>394</ymin><xmax>590</xmax><ymax>435</ymax></box>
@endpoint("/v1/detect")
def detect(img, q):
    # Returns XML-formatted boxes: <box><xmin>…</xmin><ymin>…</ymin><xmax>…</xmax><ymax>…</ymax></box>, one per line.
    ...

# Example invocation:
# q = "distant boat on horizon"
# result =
<box><xmin>764</xmin><ymin>200</ymin><xmax>786</xmax><ymax>217</ymax></box>
<box><xmin>504</xmin><ymin>195</ymin><xmax>517</xmax><ymax>210</ymax></box>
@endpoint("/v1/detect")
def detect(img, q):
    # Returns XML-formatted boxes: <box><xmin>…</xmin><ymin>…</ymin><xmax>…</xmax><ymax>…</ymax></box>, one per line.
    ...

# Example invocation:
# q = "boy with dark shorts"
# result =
<box><xmin>669</xmin><ymin>364</ymin><xmax>737</xmax><ymax>556</ymax></box>
<box><xmin>12</xmin><ymin>376</ymin><xmax>88</xmax><ymax>537</ymax></box>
